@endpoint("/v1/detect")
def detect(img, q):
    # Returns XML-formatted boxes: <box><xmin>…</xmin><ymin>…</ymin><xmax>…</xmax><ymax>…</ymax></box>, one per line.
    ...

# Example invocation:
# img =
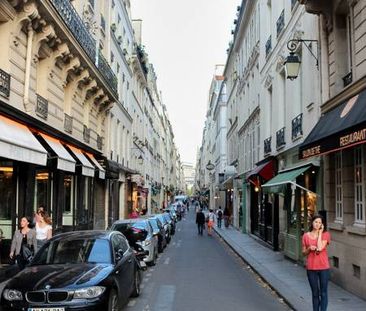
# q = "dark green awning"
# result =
<box><xmin>262</xmin><ymin>166</ymin><xmax>310</xmax><ymax>193</ymax></box>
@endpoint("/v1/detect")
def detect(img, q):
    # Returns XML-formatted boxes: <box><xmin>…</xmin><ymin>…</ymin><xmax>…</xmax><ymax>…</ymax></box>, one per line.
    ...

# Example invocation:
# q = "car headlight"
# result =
<box><xmin>3</xmin><ymin>289</ymin><xmax>23</xmax><ymax>301</ymax></box>
<box><xmin>73</xmin><ymin>286</ymin><xmax>105</xmax><ymax>299</ymax></box>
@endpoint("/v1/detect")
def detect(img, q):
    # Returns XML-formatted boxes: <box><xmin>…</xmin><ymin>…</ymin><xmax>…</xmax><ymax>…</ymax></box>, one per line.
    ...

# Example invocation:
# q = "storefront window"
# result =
<box><xmin>63</xmin><ymin>175</ymin><xmax>74</xmax><ymax>226</ymax></box>
<box><xmin>34</xmin><ymin>170</ymin><xmax>51</xmax><ymax>213</ymax></box>
<box><xmin>0</xmin><ymin>162</ymin><xmax>15</xmax><ymax>239</ymax></box>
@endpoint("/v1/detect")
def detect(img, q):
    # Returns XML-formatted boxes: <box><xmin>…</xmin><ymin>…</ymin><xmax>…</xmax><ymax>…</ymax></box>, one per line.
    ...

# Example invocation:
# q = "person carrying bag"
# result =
<box><xmin>9</xmin><ymin>216</ymin><xmax>37</xmax><ymax>270</ymax></box>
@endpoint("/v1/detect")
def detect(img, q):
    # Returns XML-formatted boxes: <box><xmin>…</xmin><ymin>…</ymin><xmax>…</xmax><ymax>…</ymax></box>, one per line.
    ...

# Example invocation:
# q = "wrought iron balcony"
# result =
<box><xmin>97</xmin><ymin>51</ymin><xmax>118</xmax><ymax>95</ymax></box>
<box><xmin>265</xmin><ymin>35</ymin><xmax>272</xmax><ymax>58</ymax></box>
<box><xmin>291</xmin><ymin>0</ymin><xmax>298</xmax><ymax>10</ymax></box>
<box><xmin>97</xmin><ymin>134</ymin><xmax>103</xmax><ymax>150</ymax></box>
<box><xmin>0</xmin><ymin>68</ymin><xmax>11</xmax><ymax>98</ymax></box>
<box><xmin>276</xmin><ymin>127</ymin><xmax>286</xmax><ymax>149</ymax></box>
<box><xmin>88</xmin><ymin>0</ymin><xmax>95</xmax><ymax>7</ymax></box>
<box><xmin>276</xmin><ymin>10</ymin><xmax>285</xmax><ymax>38</ymax></box>
<box><xmin>342</xmin><ymin>71</ymin><xmax>352</xmax><ymax>87</ymax></box>
<box><xmin>64</xmin><ymin>113</ymin><xmax>73</xmax><ymax>133</ymax></box>
<box><xmin>136</xmin><ymin>45</ymin><xmax>149</xmax><ymax>76</ymax></box>
<box><xmin>50</xmin><ymin>0</ymin><xmax>96</xmax><ymax>61</ymax></box>
<box><xmin>264</xmin><ymin>137</ymin><xmax>272</xmax><ymax>155</ymax></box>
<box><xmin>83</xmin><ymin>125</ymin><xmax>91</xmax><ymax>143</ymax></box>
<box><xmin>291</xmin><ymin>113</ymin><xmax>303</xmax><ymax>140</ymax></box>
<box><xmin>35</xmin><ymin>94</ymin><xmax>48</xmax><ymax>119</ymax></box>
<box><xmin>50</xmin><ymin>0</ymin><xmax>118</xmax><ymax>98</ymax></box>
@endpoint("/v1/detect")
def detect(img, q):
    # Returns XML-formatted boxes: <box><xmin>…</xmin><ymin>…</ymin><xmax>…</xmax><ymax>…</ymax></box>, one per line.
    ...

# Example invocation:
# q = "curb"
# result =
<box><xmin>214</xmin><ymin>227</ymin><xmax>298</xmax><ymax>311</ymax></box>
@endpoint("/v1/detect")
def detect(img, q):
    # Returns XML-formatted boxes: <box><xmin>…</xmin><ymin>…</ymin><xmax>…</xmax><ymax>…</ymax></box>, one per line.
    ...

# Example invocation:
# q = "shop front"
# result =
<box><xmin>245</xmin><ymin>159</ymin><xmax>278</xmax><ymax>249</ymax></box>
<box><xmin>0</xmin><ymin>111</ymin><xmax>105</xmax><ymax>262</ymax></box>
<box><xmin>262</xmin><ymin>164</ymin><xmax>319</xmax><ymax>261</ymax></box>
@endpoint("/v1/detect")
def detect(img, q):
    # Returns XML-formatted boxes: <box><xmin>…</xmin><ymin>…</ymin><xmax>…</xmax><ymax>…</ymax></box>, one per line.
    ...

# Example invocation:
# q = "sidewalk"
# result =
<box><xmin>214</xmin><ymin>225</ymin><xmax>366</xmax><ymax>311</ymax></box>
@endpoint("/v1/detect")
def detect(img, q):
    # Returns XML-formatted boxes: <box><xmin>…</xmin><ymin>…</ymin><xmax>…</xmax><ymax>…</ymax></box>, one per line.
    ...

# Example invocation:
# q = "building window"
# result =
<box><xmin>111</xmin><ymin>52</ymin><xmax>114</xmax><ymax>63</ymax></box>
<box><xmin>117</xmin><ymin>62</ymin><xmax>120</xmax><ymax>74</ymax></box>
<box><xmin>0</xmin><ymin>161</ymin><xmax>15</xmax><ymax>239</ymax></box>
<box><xmin>335</xmin><ymin>152</ymin><xmax>343</xmax><ymax>222</ymax></box>
<box><xmin>63</xmin><ymin>175</ymin><xmax>74</xmax><ymax>226</ymax></box>
<box><xmin>354</xmin><ymin>146</ymin><xmax>365</xmax><ymax>224</ymax></box>
<box><xmin>100</xmin><ymin>14</ymin><xmax>106</xmax><ymax>32</ymax></box>
<box><xmin>118</xmin><ymin>14</ymin><xmax>121</xmax><ymax>24</ymax></box>
<box><xmin>34</xmin><ymin>170</ymin><xmax>50</xmax><ymax>214</ymax></box>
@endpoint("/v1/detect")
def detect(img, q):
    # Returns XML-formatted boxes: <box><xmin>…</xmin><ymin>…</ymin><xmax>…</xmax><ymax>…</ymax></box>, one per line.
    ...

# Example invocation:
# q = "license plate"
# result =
<box><xmin>28</xmin><ymin>308</ymin><xmax>65</xmax><ymax>311</ymax></box>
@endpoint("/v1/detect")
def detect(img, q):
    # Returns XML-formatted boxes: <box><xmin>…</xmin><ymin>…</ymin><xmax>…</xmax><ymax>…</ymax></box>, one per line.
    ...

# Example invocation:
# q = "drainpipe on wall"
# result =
<box><xmin>24</xmin><ymin>22</ymin><xmax>34</xmax><ymax>112</ymax></box>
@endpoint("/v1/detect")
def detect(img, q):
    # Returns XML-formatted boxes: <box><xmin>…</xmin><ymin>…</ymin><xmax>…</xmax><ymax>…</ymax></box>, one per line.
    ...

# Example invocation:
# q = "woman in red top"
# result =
<box><xmin>302</xmin><ymin>214</ymin><xmax>331</xmax><ymax>311</ymax></box>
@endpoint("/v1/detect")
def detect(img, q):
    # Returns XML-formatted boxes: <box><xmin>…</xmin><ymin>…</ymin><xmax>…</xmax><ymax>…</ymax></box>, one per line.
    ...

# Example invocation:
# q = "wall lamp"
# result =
<box><xmin>284</xmin><ymin>39</ymin><xmax>319</xmax><ymax>80</ymax></box>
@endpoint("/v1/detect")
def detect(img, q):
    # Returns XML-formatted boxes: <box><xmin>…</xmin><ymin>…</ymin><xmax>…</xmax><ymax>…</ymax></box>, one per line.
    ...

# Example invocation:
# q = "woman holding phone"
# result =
<box><xmin>302</xmin><ymin>214</ymin><xmax>331</xmax><ymax>311</ymax></box>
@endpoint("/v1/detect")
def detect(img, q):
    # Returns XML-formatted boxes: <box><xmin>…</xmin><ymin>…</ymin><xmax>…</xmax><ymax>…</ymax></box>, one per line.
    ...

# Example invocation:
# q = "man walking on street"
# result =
<box><xmin>196</xmin><ymin>208</ymin><xmax>205</xmax><ymax>235</ymax></box>
<box><xmin>216</xmin><ymin>206</ymin><xmax>223</xmax><ymax>228</ymax></box>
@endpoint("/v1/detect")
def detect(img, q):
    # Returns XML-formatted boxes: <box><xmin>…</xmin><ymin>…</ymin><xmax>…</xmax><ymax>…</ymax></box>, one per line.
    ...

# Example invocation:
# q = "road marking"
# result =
<box><xmin>164</xmin><ymin>257</ymin><xmax>170</xmax><ymax>265</ymax></box>
<box><xmin>153</xmin><ymin>285</ymin><xmax>175</xmax><ymax>311</ymax></box>
<box><xmin>172</xmin><ymin>242</ymin><xmax>176</xmax><ymax>245</ymax></box>
<box><xmin>178</xmin><ymin>228</ymin><xmax>181</xmax><ymax>232</ymax></box>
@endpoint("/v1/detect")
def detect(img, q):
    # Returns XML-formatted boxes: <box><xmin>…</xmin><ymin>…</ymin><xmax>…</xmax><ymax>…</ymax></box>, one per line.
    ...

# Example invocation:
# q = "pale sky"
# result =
<box><xmin>131</xmin><ymin>0</ymin><xmax>240</xmax><ymax>164</ymax></box>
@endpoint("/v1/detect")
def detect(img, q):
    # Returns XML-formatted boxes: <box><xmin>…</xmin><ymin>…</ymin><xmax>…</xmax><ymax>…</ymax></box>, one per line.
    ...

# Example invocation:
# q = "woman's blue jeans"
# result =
<box><xmin>307</xmin><ymin>269</ymin><xmax>330</xmax><ymax>311</ymax></box>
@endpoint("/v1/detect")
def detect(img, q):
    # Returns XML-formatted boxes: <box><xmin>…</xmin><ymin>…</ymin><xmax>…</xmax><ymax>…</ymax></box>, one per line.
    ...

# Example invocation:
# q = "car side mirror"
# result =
<box><xmin>115</xmin><ymin>249</ymin><xmax>124</xmax><ymax>262</ymax></box>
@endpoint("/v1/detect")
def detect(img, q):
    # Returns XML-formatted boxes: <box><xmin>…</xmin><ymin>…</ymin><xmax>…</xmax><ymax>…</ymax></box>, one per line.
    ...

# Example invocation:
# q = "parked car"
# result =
<box><xmin>111</xmin><ymin>219</ymin><xmax>158</xmax><ymax>266</ymax></box>
<box><xmin>147</xmin><ymin>217</ymin><xmax>167</xmax><ymax>253</ymax></box>
<box><xmin>1</xmin><ymin>230</ymin><xmax>141</xmax><ymax>311</ymax></box>
<box><xmin>151</xmin><ymin>214</ymin><xmax>171</xmax><ymax>243</ymax></box>
<box><xmin>163</xmin><ymin>213</ymin><xmax>176</xmax><ymax>235</ymax></box>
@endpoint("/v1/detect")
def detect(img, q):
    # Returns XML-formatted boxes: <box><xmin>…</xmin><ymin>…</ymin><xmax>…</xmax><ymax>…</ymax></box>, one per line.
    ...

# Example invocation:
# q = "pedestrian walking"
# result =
<box><xmin>223</xmin><ymin>206</ymin><xmax>231</xmax><ymax>228</ymax></box>
<box><xmin>216</xmin><ymin>206</ymin><xmax>223</xmax><ymax>228</ymax></box>
<box><xmin>206</xmin><ymin>209</ymin><xmax>216</xmax><ymax>236</ymax></box>
<box><xmin>9</xmin><ymin>216</ymin><xmax>37</xmax><ymax>270</ymax></box>
<box><xmin>35</xmin><ymin>210</ymin><xmax>52</xmax><ymax>252</ymax></box>
<box><xmin>302</xmin><ymin>214</ymin><xmax>331</xmax><ymax>311</ymax></box>
<box><xmin>196</xmin><ymin>208</ymin><xmax>205</xmax><ymax>235</ymax></box>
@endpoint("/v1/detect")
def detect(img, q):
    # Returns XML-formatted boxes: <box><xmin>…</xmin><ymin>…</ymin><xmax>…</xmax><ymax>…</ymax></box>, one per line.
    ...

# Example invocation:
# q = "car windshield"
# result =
<box><xmin>157</xmin><ymin>215</ymin><xmax>166</xmax><ymax>224</ymax></box>
<box><xmin>32</xmin><ymin>238</ymin><xmax>112</xmax><ymax>265</ymax></box>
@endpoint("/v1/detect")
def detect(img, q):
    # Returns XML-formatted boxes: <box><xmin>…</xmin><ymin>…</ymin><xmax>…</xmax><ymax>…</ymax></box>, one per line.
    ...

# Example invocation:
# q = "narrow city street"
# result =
<box><xmin>125</xmin><ymin>209</ymin><xmax>291</xmax><ymax>311</ymax></box>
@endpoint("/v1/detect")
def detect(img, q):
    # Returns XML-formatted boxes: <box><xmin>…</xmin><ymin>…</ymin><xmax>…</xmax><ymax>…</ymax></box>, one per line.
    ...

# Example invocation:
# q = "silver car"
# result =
<box><xmin>111</xmin><ymin>219</ymin><xmax>159</xmax><ymax>266</ymax></box>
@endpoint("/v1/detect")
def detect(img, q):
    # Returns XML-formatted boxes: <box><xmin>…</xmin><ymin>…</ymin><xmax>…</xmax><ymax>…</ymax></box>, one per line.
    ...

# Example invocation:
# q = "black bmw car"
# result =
<box><xmin>1</xmin><ymin>230</ymin><xmax>141</xmax><ymax>311</ymax></box>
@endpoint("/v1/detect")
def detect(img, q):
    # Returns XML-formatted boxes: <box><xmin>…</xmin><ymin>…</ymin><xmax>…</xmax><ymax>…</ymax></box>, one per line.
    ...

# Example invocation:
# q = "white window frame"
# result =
<box><xmin>354</xmin><ymin>146</ymin><xmax>365</xmax><ymax>225</ymax></box>
<box><xmin>335</xmin><ymin>152</ymin><xmax>343</xmax><ymax>222</ymax></box>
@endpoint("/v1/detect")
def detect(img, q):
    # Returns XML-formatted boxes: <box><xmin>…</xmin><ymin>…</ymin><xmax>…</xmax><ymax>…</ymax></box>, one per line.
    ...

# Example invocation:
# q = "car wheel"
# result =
<box><xmin>130</xmin><ymin>269</ymin><xmax>141</xmax><ymax>297</ymax></box>
<box><xmin>158</xmin><ymin>242</ymin><xmax>163</xmax><ymax>253</ymax></box>
<box><xmin>108</xmin><ymin>288</ymin><xmax>121</xmax><ymax>311</ymax></box>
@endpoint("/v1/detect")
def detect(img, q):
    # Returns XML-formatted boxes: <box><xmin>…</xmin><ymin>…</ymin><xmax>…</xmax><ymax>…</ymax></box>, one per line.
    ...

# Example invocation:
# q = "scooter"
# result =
<box><xmin>133</xmin><ymin>244</ymin><xmax>148</xmax><ymax>271</ymax></box>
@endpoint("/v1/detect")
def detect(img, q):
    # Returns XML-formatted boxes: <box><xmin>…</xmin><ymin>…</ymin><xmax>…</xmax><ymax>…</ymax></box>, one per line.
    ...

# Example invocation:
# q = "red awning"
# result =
<box><xmin>246</xmin><ymin>160</ymin><xmax>274</xmax><ymax>181</ymax></box>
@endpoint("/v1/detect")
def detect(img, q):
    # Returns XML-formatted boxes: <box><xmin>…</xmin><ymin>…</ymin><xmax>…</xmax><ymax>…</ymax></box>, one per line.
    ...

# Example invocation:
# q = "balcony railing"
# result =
<box><xmin>276</xmin><ymin>127</ymin><xmax>286</xmax><ymax>149</ymax></box>
<box><xmin>265</xmin><ymin>35</ymin><xmax>272</xmax><ymax>58</ymax></box>
<box><xmin>35</xmin><ymin>94</ymin><xmax>48</xmax><ymax>119</ymax></box>
<box><xmin>276</xmin><ymin>10</ymin><xmax>285</xmax><ymax>38</ymax></box>
<box><xmin>88</xmin><ymin>0</ymin><xmax>95</xmax><ymax>7</ymax></box>
<box><xmin>0</xmin><ymin>68</ymin><xmax>11</xmax><ymax>98</ymax></box>
<box><xmin>50</xmin><ymin>0</ymin><xmax>118</xmax><ymax>98</ymax></box>
<box><xmin>342</xmin><ymin>71</ymin><xmax>352</xmax><ymax>87</ymax></box>
<box><xmin>97</xmin><ymin>134</ymin><xmax>103</xmax><ymax>150</ymax></box>
<box><xmin>292</xmin><ymin>113</ymin><xmax>303</xmax><ymax>140</ymax></box>
<box><xmin>97</xmin><ymin>51</ymin><xmax>118</xmax><ymax>95</ymax></box>
<box><xmin>264</xmin><ymin>137</ymin><xmax>272</xmax><ymax>155</ymax></box>
<box><xmin>291</xmin><ymin>0</ymin><xmax>298</xmax><ymax>10</ymax></box>
<box><xmin>83</xmin><ymin>125</ymin><xmax>91</xmax><ymax>143</ymax></box>
<box><xmin>64</xmin><ymin>113</ymin><xmax>73</xmax><ymax>133</ymax></box>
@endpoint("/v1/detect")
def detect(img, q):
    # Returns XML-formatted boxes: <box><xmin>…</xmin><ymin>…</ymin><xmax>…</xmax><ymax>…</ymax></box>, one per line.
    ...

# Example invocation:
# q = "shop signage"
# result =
<box><xmin>300</xmin><ymin>123</ymin><xmax>366</xmax><ymax>159</ymax></box>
